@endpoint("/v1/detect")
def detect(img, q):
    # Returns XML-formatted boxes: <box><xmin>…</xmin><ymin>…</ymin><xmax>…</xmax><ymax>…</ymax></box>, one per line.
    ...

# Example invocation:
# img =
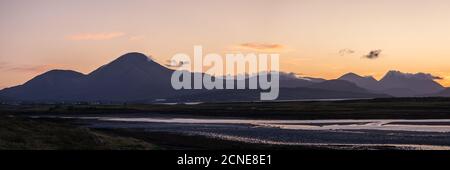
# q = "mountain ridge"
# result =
<box><xmin>0</xmin><ymin>52</ymin><xmax>447</xmax><ymax>102</ymax></box>
<box><xmin>338</xmin><ymin>70</ymin><xmax>445</xmax><ymax>97</ymax></box>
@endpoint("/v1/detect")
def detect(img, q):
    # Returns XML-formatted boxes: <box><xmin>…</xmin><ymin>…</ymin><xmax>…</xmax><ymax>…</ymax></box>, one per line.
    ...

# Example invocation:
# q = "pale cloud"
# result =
<box><xmin>339</xmin><ymin>48</ymin><xmax>355</xmax><ymax>56</ymax></box>
<box><xmin>240</xmin><ymin>43</ymin><xmax>283</xmax><ymax>50</ymax></box>
<box><xmin>66</xmin><ymin>32</ymin><xmax>125</xmax><ymax>41</ymax></box>
<box><xmin>7</xmin><ymin>65</ymin><xmax>51</xmax><ymax>73</ymax></box>
<box><xmin>0</xmin><ymin>62</ymin><xmax>53</xmax><ymax>73</ymax></box>
<box><xmin>129</xmin><ymin>35</ymin><xmax>144</xmax><ymax>41</ymax></box>
<box><xmin>0</xmin><ymin>62</ymin><xmax>6</xmax><ymax>69</ymax></box>
<box><xmin>231</xmin><ymin>42</ymin><xmax>286</xmax><ymax>52</ymax></box>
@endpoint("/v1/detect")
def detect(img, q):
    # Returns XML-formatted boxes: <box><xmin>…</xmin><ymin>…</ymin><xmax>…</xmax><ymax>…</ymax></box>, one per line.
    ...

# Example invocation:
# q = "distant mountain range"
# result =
<box><xmin>338</xmin><ymin>71</ymin><xmax>445</xmax><ymax>97</ymax></box>
<box><xmin>435</xmin><ymin>88</ymin><xmax>450</xmax><ymax>97</ymax></box>
<box><xmin>0</xmin><ymin>52</ymin><xmax>448</xmax><ymax>103</ymax></box>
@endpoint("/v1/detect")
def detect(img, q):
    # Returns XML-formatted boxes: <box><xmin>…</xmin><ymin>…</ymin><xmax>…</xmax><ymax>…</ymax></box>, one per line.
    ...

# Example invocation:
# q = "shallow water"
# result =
<box><xmin>97</xmin><ymin>117</ymin><xmax>450</xmax><ymax>133</ymax></box>
<box><xmin>39</xmin><ymin>116</ymin><xmax>450</xmax><ymax>149</ymax></box>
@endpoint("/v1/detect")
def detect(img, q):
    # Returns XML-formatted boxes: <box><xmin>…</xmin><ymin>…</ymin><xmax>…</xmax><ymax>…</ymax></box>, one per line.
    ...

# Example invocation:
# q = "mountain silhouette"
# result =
<box><xmin>379</xmin><ymin>71</ymin><xmax>444</xmax><ymax>96</ymax></box>
<box><xmin>278</xmin><ymin>72</ymin><xmax>319</xmax><ymax>88</ymax></box>
<box><xmin>1</xmin><ymin>52</ymin><xmax>448</xmax><ymax>103</ymax></box>
<box><xmin>308</xmin><ymin>79</ymin><xmax>370</xmax><ymax>93</ymax></box>
<box><xmin>168</xmin><ymin>87</ymin><xmax>389</xmax><ymax>102</ymax></box>
<box><xmin>338</xmin><ymin>73</ymin><xmax>380</xmax><ymax>91</ymax></box>
<box><xmin>79</xmin><ymin>52</ymin><xmax>176</xmax><ymax>101</ymax></box>
<box><xmin>0</xmin><ymin>53</ymin><xmax>180</xmax><ymax>102</ymax></box>
<box><xmin>338</xmin><ymin>71</ymin><xmax>445</xmax><ymax>97</ymax></box>
<box><xmin>0</xmin><ymin>70</ymin><xmax>85</xmax><ymax>101</ymax></box>
<box><xmin>434</xmin><ymin>88</ymin><xmax>450</xmax><ymax>97</ymax></box>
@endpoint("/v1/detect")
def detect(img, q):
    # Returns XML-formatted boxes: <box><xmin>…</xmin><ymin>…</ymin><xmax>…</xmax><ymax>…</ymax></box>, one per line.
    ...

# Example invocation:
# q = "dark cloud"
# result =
<box><xmin>415</xmin><ymin>73</ymin><xmax>443</xmax><ymax>80</ymax></box>
<box><xmin>431</xmin><ymin>75</ymin><xmax>443</xmax><ymax>80</ymax></box>
<box><xmin>363</xmin><ymin>50</ymin><xmax>382</xmax><ymax>59</ymax></box>
<box><xmin>339</xmin><ymin>49</ymin><xmax>355</xmax><ymax>56</ymax></box>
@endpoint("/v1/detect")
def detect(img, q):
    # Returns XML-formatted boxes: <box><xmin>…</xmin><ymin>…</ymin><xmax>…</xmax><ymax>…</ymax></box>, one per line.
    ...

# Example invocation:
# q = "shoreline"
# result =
<box><xmin>73</xmin><ymin>116</ymin><xmax>450</xmax><ymax>150</ymax></box>
<box><xmin>96</xmin><ymin>128</ymin><xmax>450</xmax><ymax>150</ymax></box>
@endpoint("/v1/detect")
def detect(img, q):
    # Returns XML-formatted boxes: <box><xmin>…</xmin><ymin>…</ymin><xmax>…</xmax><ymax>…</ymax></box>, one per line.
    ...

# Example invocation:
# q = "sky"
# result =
<box><xmin>1</xmin><ymin>0</ymin><xmax>450</xmax><ymax>89</ymax></box>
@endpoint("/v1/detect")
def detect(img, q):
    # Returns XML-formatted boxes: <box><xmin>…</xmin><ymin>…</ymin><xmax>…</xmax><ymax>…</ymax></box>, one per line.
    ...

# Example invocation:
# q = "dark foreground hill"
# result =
<box><xmin>0</xmin><ymin>115</ymin><xmax>156</xmax><ymax>149</ymax></box>
<box><xmin>0</xmin><ymin>52</ymin><xmax>388</xmax><ymax>103</ymax></box>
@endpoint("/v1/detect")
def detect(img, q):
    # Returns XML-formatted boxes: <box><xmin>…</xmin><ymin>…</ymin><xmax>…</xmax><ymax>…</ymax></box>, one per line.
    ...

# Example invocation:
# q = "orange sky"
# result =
<box><xmin>1</xmin><ymin>0</ymin><xmax>450</xmax><ymax>89</ymax></box>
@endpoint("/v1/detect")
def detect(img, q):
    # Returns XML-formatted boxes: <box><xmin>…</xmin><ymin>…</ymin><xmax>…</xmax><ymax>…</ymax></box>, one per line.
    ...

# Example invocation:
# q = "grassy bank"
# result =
<box><xmin>0</xmin><ymin>115</ymin><xmax>159</xmax><ymax>150</ymax></box>
<box><xmin>3</xmin><ymin>97</ymin><xmax>450</xmax><ymax>119</ymax></box>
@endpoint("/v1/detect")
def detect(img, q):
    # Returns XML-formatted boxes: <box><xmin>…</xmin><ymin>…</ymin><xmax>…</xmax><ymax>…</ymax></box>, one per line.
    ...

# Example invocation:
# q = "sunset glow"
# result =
<box><xmin>1</xmin><ymin>0</ymin><xmax>450</xmax><ymax>88</ymax></box>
